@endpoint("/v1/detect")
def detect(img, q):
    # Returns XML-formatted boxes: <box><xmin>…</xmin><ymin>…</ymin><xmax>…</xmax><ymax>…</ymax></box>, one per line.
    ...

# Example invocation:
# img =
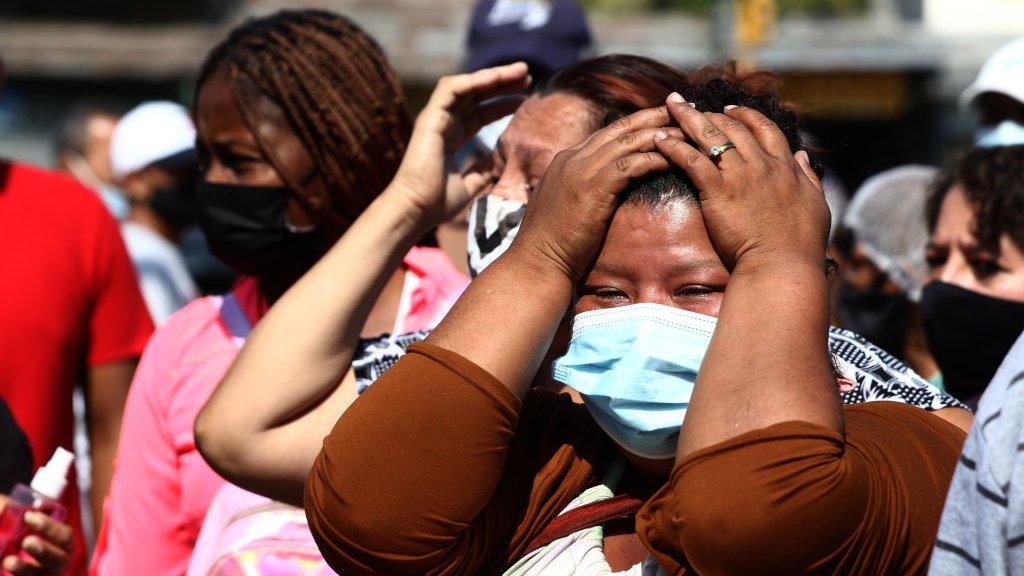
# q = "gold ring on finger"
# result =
<box><xmin>708</xmin><ymin>142</ymin><xmax>737</xmax><ymax>159</ymax></box>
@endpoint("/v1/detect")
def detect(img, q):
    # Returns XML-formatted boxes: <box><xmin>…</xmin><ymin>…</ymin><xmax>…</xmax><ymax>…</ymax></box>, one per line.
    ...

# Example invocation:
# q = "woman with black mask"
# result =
<box><xmin>92</xmin><ymin>10</ymin><xmax>523</xmax><ymax>575</ymax></box>
<box><xmin>923</xmin><ymin>144</ymin><xmax>1024</xmax><ymax>407</ymax></box>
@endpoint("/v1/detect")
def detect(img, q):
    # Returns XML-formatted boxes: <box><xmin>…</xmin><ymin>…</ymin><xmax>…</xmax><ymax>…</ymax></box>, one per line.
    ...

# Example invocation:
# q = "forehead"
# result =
<box><xmin>195</xmin><ymin>67</ymin><xmax>298</xmax><ymax>154</ymax></box>
<box><xmin>933</xmin><ymin>184</ymin><xmax>975</xmax><ymax>238</ymax></box>
<box><xmin>594</xmin><ymin>199</ymin><xmax>723</xmax><ymax>274</ymax></box>
<box><xmin>500</xmin><ymin>92</ymin><xmax>595</xmax><ymax>158</ymax></box>
<box><xmin>195</xmin><ymin>67</ymin><xmax>251</xmax><ymax>139</ymax></box>
<box><xmin>85</xmin><ymin>114</ymin><xmax>117</xmax><ymax>137</ymax></box>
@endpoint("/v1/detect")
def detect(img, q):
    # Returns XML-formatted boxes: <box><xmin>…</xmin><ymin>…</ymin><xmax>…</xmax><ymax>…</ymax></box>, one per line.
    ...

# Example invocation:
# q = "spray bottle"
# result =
<box><xmin>0</xmin><ymin>447</ymin><xmax>73</xmax><ymax>557</ymax></box>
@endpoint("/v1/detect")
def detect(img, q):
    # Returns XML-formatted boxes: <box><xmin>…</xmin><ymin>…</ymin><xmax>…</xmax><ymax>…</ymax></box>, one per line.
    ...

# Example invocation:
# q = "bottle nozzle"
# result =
<box><xmin>30</xmin><ymin>447</ymin><xmax>74</xmax><ymax>501</ymax></box>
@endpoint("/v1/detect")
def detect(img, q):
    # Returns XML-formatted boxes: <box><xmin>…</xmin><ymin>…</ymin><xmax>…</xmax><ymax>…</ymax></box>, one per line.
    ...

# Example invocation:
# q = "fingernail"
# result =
<box><xmin>669</xmin><ymin>92</ymin><xmax>685</xmax><ymax>103</ymax></box>
<box><xmin>796</xmin><ymin>150</ymin><xmax>809</xmax><ymax>162</ymax></box>
<box><xmin>23</xmin><ymin>537</ymin><xmax>42</xmax><ymax>554</ymax></box>
<box><xmin>3</xmin><ymin>556</ymin><xmax>18</xmax><ymax>570</ymax></box>
<box><xmin>689</xmin><ymin>102</ymin><xmax>697</xmax><ymax>109</ymax></box>
<box><xmin>724</xmin><ymin>105</ymin><xmax>738</xmax><ymax>111</ymax></box>
<box><xmin>654</xmin><ymin>130</ymin><xmax>668</xmax><ymax>141</ymax></box>
<box><xmin>23</xmin><ymin>512</ymin><xmax>44</xmax><ymax>527</ymax></box>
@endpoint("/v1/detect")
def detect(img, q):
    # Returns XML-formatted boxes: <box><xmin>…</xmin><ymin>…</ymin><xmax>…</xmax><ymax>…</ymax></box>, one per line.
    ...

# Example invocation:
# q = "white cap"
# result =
<box><xmin>111</xmin><ymin>101</ymin><xmax>196</xmax><ymax>180</ymax></box>
<box><xmin>961</xmin><ymin>36</ymin><xmax>1024</xmax><ymax>109</ymax></box>
<box><xmin>30</xmin><ymin>447</ymin><xmax>74</xmax><ymax>501</ymax></box>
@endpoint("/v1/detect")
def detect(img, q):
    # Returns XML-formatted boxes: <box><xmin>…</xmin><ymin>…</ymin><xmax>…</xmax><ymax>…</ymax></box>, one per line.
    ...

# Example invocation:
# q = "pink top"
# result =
<box><xmin>90</xmin><ymin>247</ymin><xmax>467</xmax><ymax>576</ymax></box>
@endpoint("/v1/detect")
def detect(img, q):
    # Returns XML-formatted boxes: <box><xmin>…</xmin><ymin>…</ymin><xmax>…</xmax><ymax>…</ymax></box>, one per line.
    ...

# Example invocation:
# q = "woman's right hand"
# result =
<box><xmin>391</xmin><ymin>62</ymin><xmax>531</xmax><ymax>225</ymax></box>
<box><xmin>0</xmin><ymin>502</ymin><xmax>72</xmax><ymax>576</ymax></box>
<box><xmin>511</xmin><ymin>107</ymin><xmax>676</xmax><ymax>282</ymax></box>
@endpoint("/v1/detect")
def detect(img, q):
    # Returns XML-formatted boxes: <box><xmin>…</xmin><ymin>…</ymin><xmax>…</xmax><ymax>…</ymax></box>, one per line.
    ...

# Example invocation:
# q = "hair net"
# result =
<box><xmin>844</xmin><ymin>165</ymin><xmax>937</xmax><ymax>302</ymax></box>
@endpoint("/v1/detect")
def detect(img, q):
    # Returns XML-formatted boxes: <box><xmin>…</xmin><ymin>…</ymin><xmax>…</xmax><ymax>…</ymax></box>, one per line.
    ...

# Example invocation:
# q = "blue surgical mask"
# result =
<box><xmin>65</xmin><ymin>153</ymin><xmax>130</xmax><ymax>220</ymax></box>
<box><xmin>975</xmin><ymin>120</ymin><xmax>1024</xmax><ymax>148</ymax></box>
<box><xmin>98</xmin><ymin>183</ymin><xmax>131</xmax><ymax>220</ymax></box>
<box><xmin>552</xmin><ymin>303</ymin><xmax>716</xmax><ymax>460</ymax></box>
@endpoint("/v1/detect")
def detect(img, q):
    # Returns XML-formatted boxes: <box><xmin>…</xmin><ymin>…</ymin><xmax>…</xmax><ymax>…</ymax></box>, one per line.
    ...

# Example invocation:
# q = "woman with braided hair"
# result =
<box><xmin>91</xmin><ymin>9</ymin><xmax>527</xmax><ymax>575</ymax></box>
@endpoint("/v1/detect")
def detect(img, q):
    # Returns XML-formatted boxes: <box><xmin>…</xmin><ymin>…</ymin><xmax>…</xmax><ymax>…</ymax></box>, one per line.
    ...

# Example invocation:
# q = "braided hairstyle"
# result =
<box><xmin>195</xmin><ymin>9</ymin><xmax>412</xmax><ymax>228</ymax></box>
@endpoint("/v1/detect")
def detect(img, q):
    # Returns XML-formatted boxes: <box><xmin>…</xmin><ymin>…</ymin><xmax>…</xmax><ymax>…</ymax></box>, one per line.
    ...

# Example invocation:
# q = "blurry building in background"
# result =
<box><xmin>0</xmin><ymin>0</ymin><xmax>1019</xmax><ymax>190</ymax></box>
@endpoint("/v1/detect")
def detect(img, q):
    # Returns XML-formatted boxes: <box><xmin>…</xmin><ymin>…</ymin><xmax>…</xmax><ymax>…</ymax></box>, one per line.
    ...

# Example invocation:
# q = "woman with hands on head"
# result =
<box><xmin>305</xmin><ymin>71</ymin><xmax>971</xmax><ymax>575</ymax></box>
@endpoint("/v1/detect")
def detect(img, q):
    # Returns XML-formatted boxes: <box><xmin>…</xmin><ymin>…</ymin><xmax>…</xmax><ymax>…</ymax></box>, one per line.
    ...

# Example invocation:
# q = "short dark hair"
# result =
<box><xmin>544</xmin><ymin>57</ymin><xmax>801</xmax><ymax>145</ymax></box>
<box><xmin>617</xmin><ymin>67</ymin><xmax>807</xmax><ymax>208</ymax></box>
<box><xmin>926</xmin><ymin>145</ymin><xmax>1024</xmax><ymax>255</ymax></box>
<box><xmin>541</xmin><ymin>57</ymin><xmax>811</xmax><ymax>209</ymax></box>
<box><xmin>54</xmin><ymin>101</ymin><xmax>120</xmax><ymax>158</ymax></box>
<box><xmin>541</xmin><ymin>54</ymin><xmax>691</xmax><ymax>125</ymax></box>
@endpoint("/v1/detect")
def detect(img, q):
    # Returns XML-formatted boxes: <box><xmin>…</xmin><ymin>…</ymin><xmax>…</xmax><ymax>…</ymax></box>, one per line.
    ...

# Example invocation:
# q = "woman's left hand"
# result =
<box><xmin>654</xmin><ymin>94</ymin><xmax>830</xmax><ymax>272</ymax></box>
<box><xmin>0</xmin><ymin>504</ymin><xmax>72</xmax><ymax>576</ymax></box>
<box><xmin>391</xmin><ymin>62</ymin><xmax>531</xmax><ymax>225</ymax></box>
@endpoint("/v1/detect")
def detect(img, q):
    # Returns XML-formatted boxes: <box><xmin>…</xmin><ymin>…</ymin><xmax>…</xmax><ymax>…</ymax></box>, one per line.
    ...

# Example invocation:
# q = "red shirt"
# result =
<box><xmin>0</xmin><ymin>161</ymin><xmax>154</xmax><ymax>575</ymax></box>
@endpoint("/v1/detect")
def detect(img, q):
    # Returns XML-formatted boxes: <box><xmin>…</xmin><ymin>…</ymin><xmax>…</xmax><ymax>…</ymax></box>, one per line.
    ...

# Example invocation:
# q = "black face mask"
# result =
<box><xmin>150</xmin><ymin>177</ymin><xmax>197</xmax><ymax>230</ymax></box>
<box><xmin>196</xmin><ymin>180</ymin><xmax>326</xmax><ymax>278</ymax></box>
<box><xmin>837</xmin><ymin>283</ymin><xmax>910</xmax><ymax>357</ymax></box>
<box><xmin>921</xmin><ymin>281</ymin><xmax>1024</xmax><ymax>405</ymax></box>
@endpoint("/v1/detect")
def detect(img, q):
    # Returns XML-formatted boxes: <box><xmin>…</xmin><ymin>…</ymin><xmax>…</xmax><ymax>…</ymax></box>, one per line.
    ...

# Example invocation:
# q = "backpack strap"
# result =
<box><xmin>218</xmin><ymin>293</ymin><xmax>253</xmax><ymax>347</ymax></box>
<box><xmin>523</xmin><ymin>494</ymin><xmax>645</xmax><ymax>557</ymax></box>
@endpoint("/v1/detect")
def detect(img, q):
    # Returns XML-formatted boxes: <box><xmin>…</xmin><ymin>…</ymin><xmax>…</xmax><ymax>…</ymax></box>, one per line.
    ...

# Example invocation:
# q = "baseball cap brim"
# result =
<box><xmin>467</xmin><ymin>35</ymin><xmax>582</xmax><ymax>75</ymax></box>
<box><xmin>150</xmin><ymin>147</ymin><xmax>198</xmax><ymax>174</ymax></box>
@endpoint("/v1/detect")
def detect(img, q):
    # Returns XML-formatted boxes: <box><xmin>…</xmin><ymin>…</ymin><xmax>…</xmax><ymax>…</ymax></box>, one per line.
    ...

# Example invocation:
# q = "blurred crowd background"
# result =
<box><xmin>0</xmin><ymin>0</ymin><xmax>1021</xmax><ymax>193</ymax></box>
<box><xmin>1</xmin><ymin>2</ymin><xmax>1024</xmax><ymax>575</ymax></box>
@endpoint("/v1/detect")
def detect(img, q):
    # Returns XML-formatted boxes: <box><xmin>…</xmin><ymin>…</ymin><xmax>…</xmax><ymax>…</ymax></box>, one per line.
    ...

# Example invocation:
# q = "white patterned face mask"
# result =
<box><xmin>466</xmin><ymin>194</ymin><xmax>527</xmax><ymax>278</ymax></box>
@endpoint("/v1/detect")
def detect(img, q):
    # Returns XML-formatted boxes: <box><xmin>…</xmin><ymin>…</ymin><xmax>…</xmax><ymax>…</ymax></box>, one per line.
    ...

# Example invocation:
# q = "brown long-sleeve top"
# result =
<box><xmin>305</xmin><ymin>343</ymin><xmax>966</xmax><ymax>576</ymax></box>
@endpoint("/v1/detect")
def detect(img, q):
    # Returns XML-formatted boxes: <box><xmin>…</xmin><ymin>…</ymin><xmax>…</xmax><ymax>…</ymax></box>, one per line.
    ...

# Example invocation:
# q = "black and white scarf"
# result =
<box><xmin>353</xmin><ymin>326</ymin><xmax>967</xmax><ymax>412</ymax></box>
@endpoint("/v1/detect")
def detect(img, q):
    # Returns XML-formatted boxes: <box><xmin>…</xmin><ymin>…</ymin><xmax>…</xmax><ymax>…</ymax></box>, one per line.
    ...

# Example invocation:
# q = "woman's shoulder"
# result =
<box><xmin>134</xmin><ymin>294</ymin><xmax>238</xmax><ymax>396</ymax></box>
<box><xmin>148</xmin><ymin>295</ymin><xmax>227</xmax><ymax>349</ymax></box>
<box><xmin>829</xmin><ymin>326</ymin><xmax>968</xmax><ymax>412</ymax></box>
<box><xmin>842</xmin><ymin>401</ymin><xmax>967</xmax><ymax>465</ymax></box>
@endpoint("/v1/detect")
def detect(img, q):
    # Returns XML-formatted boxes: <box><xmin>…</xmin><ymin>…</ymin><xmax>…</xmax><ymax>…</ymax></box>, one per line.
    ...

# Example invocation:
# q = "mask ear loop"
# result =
<box><xmin>228</xmin><ymin>65</ymin><xmax>343</xmax><ymax>233</ymax></box>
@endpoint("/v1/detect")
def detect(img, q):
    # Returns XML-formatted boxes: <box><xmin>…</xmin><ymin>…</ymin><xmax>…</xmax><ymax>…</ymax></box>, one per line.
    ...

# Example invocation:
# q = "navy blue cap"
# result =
<box><xmin>465</xmin><ymin>0</ymin><xmax>592</xmax><ymax>77</ymax></box>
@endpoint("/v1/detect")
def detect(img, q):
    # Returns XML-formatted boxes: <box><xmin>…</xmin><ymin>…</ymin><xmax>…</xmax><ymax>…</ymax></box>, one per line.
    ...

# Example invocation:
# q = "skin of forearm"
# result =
<box><xmin>224</xmin><ymin>370</ymin><xmax>358</xmax><ymax>506</ymax></box>
<box><xmin>676</xmin><ymin>256</ymin><xmax>842</xmax><ymax>463</ymax></box>
<box><xmin>195</xmin><ymin>185</ymin><xmax>434</xmax><ymax>487</ymax></box>
<box><xmin>428</xmin><ymin>243</ymin><xmax>575</xmax><ymax>398</ymax></box>
<box><xmin>89</xmin><ymin>437</ymin><xmax>115</xmax><ymax>529</ymax></box>
<box><xmin>85</xmin><ymin>361</ymin><xmax>134</xmax><ymax>528</ymax></box>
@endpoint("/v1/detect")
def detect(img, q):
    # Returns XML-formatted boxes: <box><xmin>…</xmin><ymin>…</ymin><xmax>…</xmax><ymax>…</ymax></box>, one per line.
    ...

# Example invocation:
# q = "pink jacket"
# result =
<box><xmin>90</xmin><ymin>247</ymin><xmax>467</xmax><ymax>576</ymax></box>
